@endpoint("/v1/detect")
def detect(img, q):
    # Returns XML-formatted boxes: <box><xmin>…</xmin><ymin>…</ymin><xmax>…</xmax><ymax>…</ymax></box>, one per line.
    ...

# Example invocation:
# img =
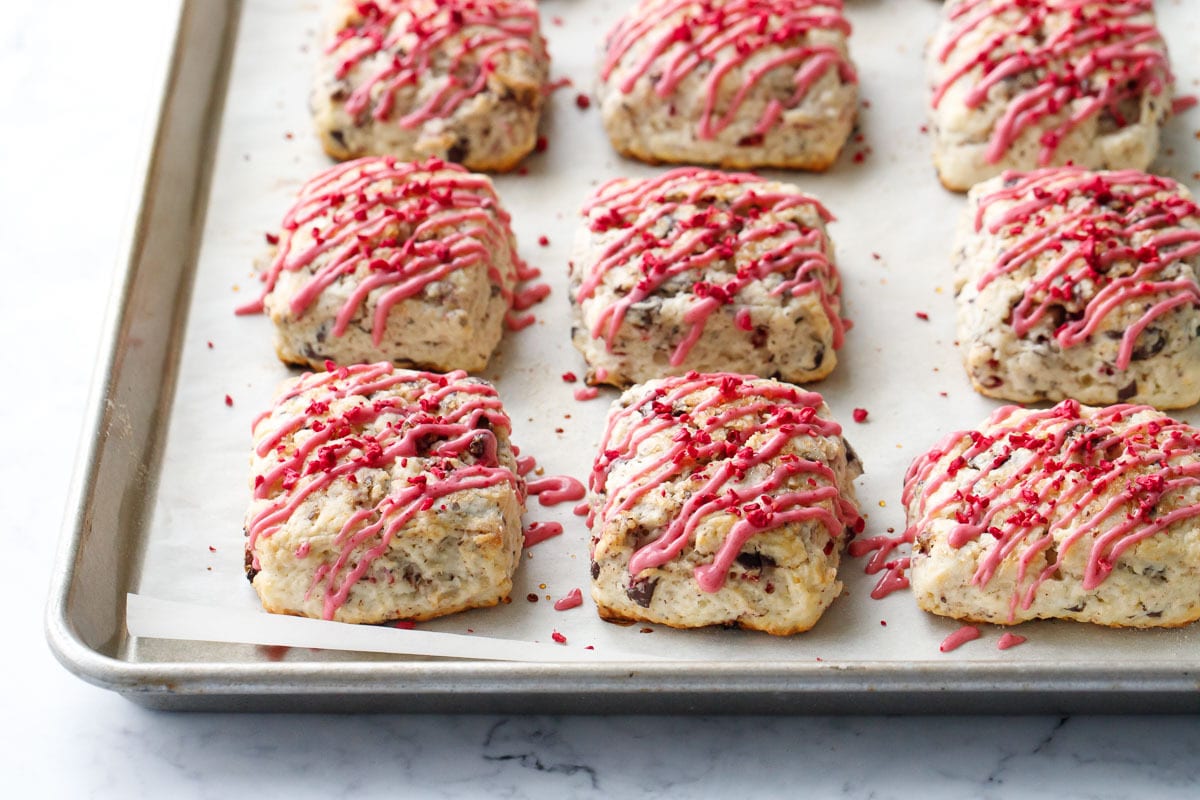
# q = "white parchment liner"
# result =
<box><xmin>129</xmin><ymin>0</ymin><xmax>1200</xmax><ymax>664</ymax></box>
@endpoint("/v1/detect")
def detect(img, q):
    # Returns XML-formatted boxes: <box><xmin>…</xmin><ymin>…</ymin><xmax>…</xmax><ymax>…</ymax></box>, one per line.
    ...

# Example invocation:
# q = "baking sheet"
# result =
<box><xmin>52</xmin><ymin>0</ymin><xmax>1200</xmax><ymax>708</ymax></box>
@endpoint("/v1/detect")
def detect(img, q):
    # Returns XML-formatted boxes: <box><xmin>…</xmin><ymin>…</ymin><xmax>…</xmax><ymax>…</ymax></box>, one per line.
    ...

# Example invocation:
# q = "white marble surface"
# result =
<box><xmin>3</xmin><ymin>2</ymin><xmax>1199</xmax><ymax>797</ymax></box>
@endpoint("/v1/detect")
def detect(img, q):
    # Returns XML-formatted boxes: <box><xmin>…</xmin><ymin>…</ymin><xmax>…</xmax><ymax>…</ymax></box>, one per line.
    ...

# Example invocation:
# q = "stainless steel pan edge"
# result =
<box><xmin>45</xmin><ymin>0</ymin><xmax>240</xmax><ymax>693</ymax></box>
<box><xmin>44</xmin><ymin>0</ymin><xmax>1200</xmax><ymax>713</ymax></box>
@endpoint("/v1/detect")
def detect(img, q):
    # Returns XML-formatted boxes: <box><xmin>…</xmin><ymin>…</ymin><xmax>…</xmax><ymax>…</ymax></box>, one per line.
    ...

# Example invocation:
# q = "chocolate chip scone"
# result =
<box><xmin>240</xmin><ymin>156</ymin><xmax>525</xmax><ymax>372</ymax></box>
<box><xmin>244</xmin><ymin>363</ymin><xmax>524</xmax><ymax>624</ymax></box>
<box><xmin>904</xmin><ymin>400</ymin><xmax>1200</xmax><ymax>628</ymax></box>
<box><xmin>598</xmin><ymin>0</ymin><xmax>858</xmax><ymax>170</ymax></box>
<box><xmin>587</xmin><ymin>373</ymin><xmax>863</xmax><ymax>635</ymax></box>
<box><xmin>313</xmin><ymin>0</ymin><xmax>549</xmax><ymax>172</ymax></box>
<box><xmin>569</xmin><ymin>167</ymin><xmax>849</xmax><ymax>388</ymax></box>
<box><xmin>929</xmin><ymin>0</ymin><xmax>1174</xmax><ymax>192</ymax></box>
<box><xmin>954</xmin><ymin>167</ymin><xmax>1200</xmax><ymax>409</ymax></box>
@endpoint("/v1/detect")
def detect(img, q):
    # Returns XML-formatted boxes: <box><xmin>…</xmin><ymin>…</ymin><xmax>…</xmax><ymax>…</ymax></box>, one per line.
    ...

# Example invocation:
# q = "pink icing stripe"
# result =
<box><xmin>603</xmin><ymin>0</ymin><xmax>854</xmax><ymax>141</ymax></box>
<box><xmin>589</xmin><ymin>372</ymin><xmax>862</xmax><ymax>593</ymax></box>
<box><xmin>933</xmin><ymin>0</ymin><xmax>1170</xmax><ymax>166</ymax></box>
<box><xmin>939</xmin><ymin>625</ymin><xmax>981</xmax><ymax>653</ymax></box>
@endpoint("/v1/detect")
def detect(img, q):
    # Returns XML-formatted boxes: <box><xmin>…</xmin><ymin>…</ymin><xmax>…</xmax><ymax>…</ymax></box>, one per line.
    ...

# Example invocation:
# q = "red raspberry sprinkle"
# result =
<box><xmin>224</xmin><ymin>394</ymin><xmax>234</xmax><ymax>407</ymax></box>
<box><xmin>551</xmin><ymin>630</ymin><xmax>567</xmax><ymax>644</ymax></box>
<box><xmin>264</xmin><ymin>232</ymin><xmax>279</xmax><ymax>245</ymax></box>
<box><xmin>575</xmin><ymin>93</ymin><xmax>591</xmax><ymax>110</ymax></box>
<box><xmin>916</xmin><ymin>311</ymin><xmax>930</xmax><ymax>321</ymax></box>
<box><xmin>852</xmin><ymin>408</ymin><xmax>868</xmax><ymax>423</ymax></box>
<box><xmin>538</xmin><ymin>235</ymin><xmax>550</xmax><ymax>247</ymax></box>
<box><xmin>561</xmin><ymin>371</ymin><xmax>578</xmax><ymax>383</ymax></box>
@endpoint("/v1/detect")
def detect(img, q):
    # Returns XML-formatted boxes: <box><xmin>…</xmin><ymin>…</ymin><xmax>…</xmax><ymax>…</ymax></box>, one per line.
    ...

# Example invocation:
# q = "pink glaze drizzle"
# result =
<box><xmin>997</xmin><ymin>632</ymin><xmax>1027</xmax><ymax>650</ymax></box>
<box><xmin>903</xmin><ymin>399</ymin><xmax>1200</xmax><ymax>622</ymax></box>
<box><xmin>327</xmin><ymin>0</ymin><xmax>542</xmax><ymax>130</ymax></box>
<box><xmin>847</xmin><ymin>531</ymin><xmax>915</xmax><ymax>599</ymax></box>
<box><xmin>589</xmin><ymin>372</ymin><xmax>863</xmax><ymax>593</ymax></box>
<box><xmin>576</xmin><ymin>168</ymin><xmax>847</xmax><ymax>369</ymax></box>
<box><xmin>528</xmin><ymin>475</ymin><xmax>587</xmax><ymax>506</ymax></box>
<box><xmin>933</xmin><ymin>0</ymin><xmax>1171</xmax><ymax>166</ymax></box>
<box><xmin>245</xmin><ymin>362</ymin><xmax>522</xmax><ymax>620</ymax></box>
<box><xmin>553</xmin><ymin>587</ymin><xmax>584</xmax><ymax>611</ymax></box>
<box><xmin>523</xmin><ymin>521</ymin><xmax>564</xmax><ymax>547</ymax></box>
<box><xmin>940</xmin><ymin>625</ymin><xmax>981</xmax><ymax>652</ymax></box>
<box><xmin>237</xmin><ymin>156</ymin><xmax>546</xmax><ymax>348</ymax></box>
<box><xmin>574</xmin><ymin>387</ymin><xmax>600</xmax><ymax>401</ymax></box>
<box><xmin>602</xmin><ymin>0</ymin><xmax>856</xmax><ymax>141</ymax></box>
<box><xmin>972</xmin><ymin>168</ymin><xmax>1200</xmax><ymax>372</ymax></box>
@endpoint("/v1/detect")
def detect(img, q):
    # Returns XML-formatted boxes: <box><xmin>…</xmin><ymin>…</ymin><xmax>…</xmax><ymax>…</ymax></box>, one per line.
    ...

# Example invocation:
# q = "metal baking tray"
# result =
<box><xmin>47</xmin><ymin>0</ymin><xmax>1200</xmax><ymax>712</ymax></box>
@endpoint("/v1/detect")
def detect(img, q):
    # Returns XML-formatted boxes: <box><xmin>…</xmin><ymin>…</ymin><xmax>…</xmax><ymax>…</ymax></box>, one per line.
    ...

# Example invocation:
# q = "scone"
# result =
<box><xmin>929</xmin><ymin>0</ymin><xmax>1174</xmax><ymax>192</ymax></box>
<box><xmin>587</xmin><ymin>373</ymin><xmax>864</xmax><ymax>635</ymax></box>
<box><xmin>903</xmin><ymin>400</ymin><xmax>1200</xmax><ymax>628</ymax></box>
<box><xmin>569</xmin><ymin>167</ymin><xmax>848</xmax><ymax>388</ymax></box>
<box><xmin>598</xmin><ymin>0</ymin><xmax>858</xmax><ymax>170</ymax></box>
<box><xmin>312</xmin><ymin>0</ymin><xmax>549</xmax><ymax>172</ymax></box>
<box><xmin>954</xmin><ymin>167</ymin><xmax>1200</xmax><ymax>409</ymax></box>
<box><xmin>244</xmin><ymin>363</ymin><xmax>525</xmax><ymax>624</ymax></box>
<box><xmin>240</xmin><ymin>156</ymin><xmax>523</xmax><ymax>372</ymax></box>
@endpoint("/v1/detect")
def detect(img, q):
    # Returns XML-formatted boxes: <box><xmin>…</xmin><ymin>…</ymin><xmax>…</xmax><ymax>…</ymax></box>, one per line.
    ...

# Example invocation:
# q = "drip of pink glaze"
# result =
<box><xmin>236</xmin><ymin>157</ymin><xmax>530</xmax><ymax>354</ymax></box>
<box><xmin>505</xmin><ymin>311</ymin><xmax>537</xmax><ymax>331</ymax></box>
<box><xmin>594</xmin><ymin>366</ymin><xmax>609</xmax><ymax>383</ymax></box>
<box><xmin>573</xmin><ymin>501</ymin><xmax>590</xmax><ymax>516</ymax></box>
<box><xmin>246</xmin><ymin>363</ymin><xmax>521</xmax><ymax>620</ymax></box>
<box><xmin>971</xmin><ymin>168</ymin><xmax>1200</xmax><ymax>375</ymax></box>
<box><xmin>260</xmin><ymin>645</ymin><xmax>290</xmax><ymax>662</ymax></box>
<box><xmin>576</xmin><ymin>168</ymin><xmax>846</xmax><ymax>370</ymax></box>
<box><xmin>523</xmin><ymin>521</ymin><xmax>564</xmax><ymax>547</ymax></box>
<box><xmin>553</xmin><ymin>588</ymin><xmax>584</xmax><ymax>611</ymax></box>
<box><xmin>588</xmin><ymin>372</ymin><xmax>862</xmax><ymax>593</ymax></box>
<box><xmin>513</xmin><ymin>283</ymin><xmax>551</xmax><ymax>311</ymax></box>
<box><xmin>933</xmin><ymin>1</ymin><xmax>1171</xmax><ymax>167</ymax></box>
<box><xmin>326</xmin><ymin>0</ymin><xmax>542</xmax><ymax>132</ymax></box>
<box><xmin>848</xmin><ymin>530</ymin><xmax>912</xmax><ymax>575</ymax></box>
<box><xmin>869</xmin><ymin>559</ymin><xmax>910</xmax><ymax>600</ymax></box>
<box><xmin>528</xmin><ymin>475</ymin><xmax>587</xmax><ymax>506</ymax></box>
<box><xmin>997</xmin><ymin>632</ymin><xmax>1027</xmax><ymax>650</ymax></box>
<box><xmin>939</xmin><ymin>625</ymin><xmax>981</xmax><ymax>653</ymax></box>
<box><xmin>602</xmin><ymin>0</ymin><xmax>855</xmax><ymax>142</ymax></box>
<box><xmin>574</xmin><ymin>386</ymin><xmax>600</xmax><ymax>401</ymax></box>
<box><xmin>294</xmin><ymin>541</ymin><xmax>311</xmax><ymax>558</ymax></box>
<box><xmin>516</xmin><ymin>455</ymin><xmax>536</xmax><ymax>476</ymax></box>
<box><xmin>1171</xmin><ymin>96</ymin><xmax>1197</xmax><ymax>114</ymax></box>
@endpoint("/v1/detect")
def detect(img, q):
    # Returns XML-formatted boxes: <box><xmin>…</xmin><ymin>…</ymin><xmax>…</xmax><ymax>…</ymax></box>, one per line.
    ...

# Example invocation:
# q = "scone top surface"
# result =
<box><xmin>245</xmin><ymin>362</ymin><xmax>525</xmax><ymax>624</ymax></box>
<box><xmin>929</xmin><ymin>0</ymin><xmax>1173</xmax><ymax>191</ymax></box>
<box><xmin>570</xmin><ymin>167</ymin><xmax>848</xmax><ymax>388</ymax></box>
<box><xmin>954</xmin><ymin>167</ymin><xmax>1200</xmax><ymax>409</ymax></box>
<box><xmin>599</xmin><ymin>0</ymin><xmax>858</xmax><ymax>170</ymax></box>
<box><xmin>245</xmin><ymin>156</ymin><xmax>525</xmax><ymax>373</ymax></box>
<box><xmin>904</xmin><ymin>400</ymin><xmax>1200</xmax><ymax>628</ymax></box>
<box><xmin>314</xmin><ymin>0</ymin><xmax>549</xmax><ymax>171</ymax></box>
<box><xmin>588</xmin><ymin>372</ymin><xmax>864</xmax><ymax>635</ymax></box>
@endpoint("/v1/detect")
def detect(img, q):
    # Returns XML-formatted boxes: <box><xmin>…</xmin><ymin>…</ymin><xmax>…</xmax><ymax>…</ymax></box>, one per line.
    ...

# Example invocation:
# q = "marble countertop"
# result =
<box><xmin>4</xmin><ymin>2</ymin><xmax>1198</xmax><ymax>796</ymax></box>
